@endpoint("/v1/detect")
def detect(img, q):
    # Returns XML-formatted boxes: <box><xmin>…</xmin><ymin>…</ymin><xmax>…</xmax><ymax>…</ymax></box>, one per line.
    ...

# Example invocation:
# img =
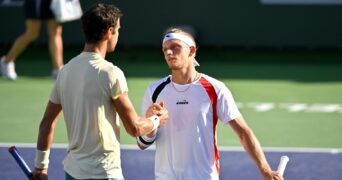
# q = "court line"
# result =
<box><xmin>1</xmin><ymin>142</ymin><xmax>341</xmax><ymax>154</ymax></box>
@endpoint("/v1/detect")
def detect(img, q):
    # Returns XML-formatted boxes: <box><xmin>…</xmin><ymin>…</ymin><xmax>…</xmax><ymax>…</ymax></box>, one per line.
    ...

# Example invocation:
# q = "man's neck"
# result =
<box><xmin>83</xmin><ymin>43</ymin><xmax>107</xmax><ymax>58</ymax></box>
<box><xmin>172</xmin><ymin>68</ymin><xmax>199</xmax><ymax>84</ymax></box>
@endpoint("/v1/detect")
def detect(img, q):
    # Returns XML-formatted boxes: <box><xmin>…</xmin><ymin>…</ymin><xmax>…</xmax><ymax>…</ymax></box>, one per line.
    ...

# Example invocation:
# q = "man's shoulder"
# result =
<box><xmin>200</xmin><ymin>73</ymin><xmax>223</xmax><ymax>85</ymax></box>
<box><xmin>97</xmin><ymin>60</ymin><xmax>123</xmax><ymax>75</ymax></box>
<box><xmin>148</xmin><ymin>75</ymin><xmax>171</xmax><ymax>89</ymax></box>
<box><xmin>151</xmin><ymin>75</ymin><xmax>171</xmax><ymax>84</ymax></box>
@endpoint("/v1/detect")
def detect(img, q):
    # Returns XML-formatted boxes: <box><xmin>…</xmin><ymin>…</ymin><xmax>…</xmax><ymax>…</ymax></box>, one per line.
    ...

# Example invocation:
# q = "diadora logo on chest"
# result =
<box><xmin>176</xmin><ymin>99</ymin><xmax>189</xmax><ymax>105</ymax></box>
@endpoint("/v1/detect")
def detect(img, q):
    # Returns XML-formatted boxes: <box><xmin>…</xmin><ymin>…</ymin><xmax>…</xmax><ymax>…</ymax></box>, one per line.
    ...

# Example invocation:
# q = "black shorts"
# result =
<box><xmin>24</xmin><ymin>0</ymin><xmax>54</xmax><ymax>20</ymax></box>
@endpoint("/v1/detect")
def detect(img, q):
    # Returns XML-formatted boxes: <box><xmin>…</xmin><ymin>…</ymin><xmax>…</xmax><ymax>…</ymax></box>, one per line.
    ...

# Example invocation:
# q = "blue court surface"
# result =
<box><xmin>1</xmin><ymin>145</ymin><xmax>342</xmax><ymax>180</ymax></box>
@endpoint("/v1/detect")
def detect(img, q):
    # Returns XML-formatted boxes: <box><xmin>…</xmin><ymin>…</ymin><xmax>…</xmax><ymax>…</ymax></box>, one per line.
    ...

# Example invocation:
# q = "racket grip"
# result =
<box><xmin>277</xmin><ymin>155</ymin><xmax>289</xmax><ymax>176</ymax></box>
<box><xmin>8</xmin><ymin>146</ymin><xmax>33</xmax><ymax>178</ymax></box>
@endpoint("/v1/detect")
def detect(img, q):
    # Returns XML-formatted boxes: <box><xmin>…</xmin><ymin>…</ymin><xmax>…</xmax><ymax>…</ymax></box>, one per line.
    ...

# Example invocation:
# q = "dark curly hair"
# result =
<box><xmin>81</xmin><ymin>3</ymin><xmax>123</xmax><ymax>43</ymax></box>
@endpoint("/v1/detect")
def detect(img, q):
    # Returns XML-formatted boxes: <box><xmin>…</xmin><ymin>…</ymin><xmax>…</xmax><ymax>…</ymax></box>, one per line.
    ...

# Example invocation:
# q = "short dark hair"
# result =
<box><xmin>81</xmin><ymin>3</ymin><xmax>123</xmax><ymax>43</ymax></box>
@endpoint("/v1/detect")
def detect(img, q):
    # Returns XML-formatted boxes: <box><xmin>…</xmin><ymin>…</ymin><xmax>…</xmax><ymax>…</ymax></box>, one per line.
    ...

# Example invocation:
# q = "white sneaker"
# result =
<box><xmin>0</xmin><ymin>57</ymin><xmax>17</xmax><ymax>80</ymax></box>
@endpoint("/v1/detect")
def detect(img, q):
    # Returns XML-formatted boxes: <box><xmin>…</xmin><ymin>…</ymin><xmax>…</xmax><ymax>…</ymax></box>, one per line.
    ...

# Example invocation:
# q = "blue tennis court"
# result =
<box><xmin>1</xmin><ymin>145</ymin><xmax>341</xmax><ymax>180</ymax></box>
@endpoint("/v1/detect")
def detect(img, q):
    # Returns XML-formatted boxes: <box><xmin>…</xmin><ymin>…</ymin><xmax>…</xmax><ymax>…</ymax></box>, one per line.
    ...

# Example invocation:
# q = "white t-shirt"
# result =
<box><xmin>138</xmin><ymin>74</ymin><xmax>241</xmax><ymax>180</ymax></box>
<box><xmin>50</xmin><ymin>52</ymin><xmax>127</xmax><ymax>179</ymax></box>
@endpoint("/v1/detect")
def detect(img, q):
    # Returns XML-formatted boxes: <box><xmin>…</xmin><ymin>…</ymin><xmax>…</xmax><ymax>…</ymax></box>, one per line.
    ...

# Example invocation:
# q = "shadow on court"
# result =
<box><xmin>1</xmin><ymin>146</ymin><xmax>342</xmax><ymax>180</ymax></box>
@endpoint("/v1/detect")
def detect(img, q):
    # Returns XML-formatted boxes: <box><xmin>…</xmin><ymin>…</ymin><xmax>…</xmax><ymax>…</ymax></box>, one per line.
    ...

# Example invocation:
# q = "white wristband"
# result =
<box><xmin>148</xmin><ymin>115</ymin><xmax>160</xmax><ymax>131</ymax></box>
<box><xmin>34</xmin><ymin>149</ymin><xmax>50</xmax><ymax>169</ymax></box>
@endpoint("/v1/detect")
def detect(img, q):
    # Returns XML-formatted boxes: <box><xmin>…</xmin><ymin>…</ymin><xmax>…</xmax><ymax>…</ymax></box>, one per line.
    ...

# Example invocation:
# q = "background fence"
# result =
<box><xmin>1</xmin><ymin>0</ymin><xmax>342</xmax><ymax>48</ymax></box>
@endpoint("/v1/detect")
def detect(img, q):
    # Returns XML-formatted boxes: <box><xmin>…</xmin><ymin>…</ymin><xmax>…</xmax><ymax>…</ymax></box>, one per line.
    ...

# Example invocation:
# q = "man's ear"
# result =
<box><xmin>103</xmin><ymin>28</ymin><xmax>113</xmax><ymax>40</ymax></box>
<box><xmin>189</xmin><ymin>46</ymin><xmax>197</xmax><ymax>57</ymax></box>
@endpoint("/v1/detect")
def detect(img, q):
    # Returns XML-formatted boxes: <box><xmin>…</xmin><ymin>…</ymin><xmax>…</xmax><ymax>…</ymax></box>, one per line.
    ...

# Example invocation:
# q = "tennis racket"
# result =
<box><xmin>8</xmin><ymin>146</ymin><xmax>33</xmax><ymax>179</ymax></box>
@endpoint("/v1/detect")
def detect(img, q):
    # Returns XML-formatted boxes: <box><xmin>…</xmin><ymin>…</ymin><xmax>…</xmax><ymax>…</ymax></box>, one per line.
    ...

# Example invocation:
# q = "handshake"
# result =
<box><xmin>146</xmin><ymin>101</ymin><xmax>168</xmax><ymax>130</ymax></box>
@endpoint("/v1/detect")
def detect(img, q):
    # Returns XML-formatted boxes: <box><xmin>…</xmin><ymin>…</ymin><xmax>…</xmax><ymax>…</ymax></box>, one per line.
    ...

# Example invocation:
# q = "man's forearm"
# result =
<box><xmin>37</xmin><ymin>118</ymin><xmax>55</xmax><ymax>150</ymax></box>
<box><xmin>239</xmin><ymin>128</ymin><xmax>272</xmax><ymax>175</ymax></box>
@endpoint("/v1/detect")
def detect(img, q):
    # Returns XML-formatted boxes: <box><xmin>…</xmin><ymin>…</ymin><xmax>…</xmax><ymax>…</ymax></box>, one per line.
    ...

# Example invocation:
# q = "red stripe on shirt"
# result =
<box><xmin>199</xmin><ymin>76</ymin><xmax>220</xmax><ymax>174</ymax></box>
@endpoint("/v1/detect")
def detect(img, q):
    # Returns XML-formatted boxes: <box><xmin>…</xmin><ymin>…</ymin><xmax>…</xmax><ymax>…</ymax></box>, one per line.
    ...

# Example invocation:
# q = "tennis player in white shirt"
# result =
<box><xmin>137</xmin><ymin>27</ymin><xmax>283</xmax><ymax>180</ymax></box>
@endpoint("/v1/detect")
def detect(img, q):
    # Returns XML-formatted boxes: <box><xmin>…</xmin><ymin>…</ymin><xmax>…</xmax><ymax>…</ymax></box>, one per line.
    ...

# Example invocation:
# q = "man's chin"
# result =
<box><xmin>168</xmin><ymin>65</ymin><xmax>182</xmax><ymax>71</ymax></box>
<box><xmin>107</xmin><ymin>48</ymin><xmax>116</xmax><ymax>53</ymax></box>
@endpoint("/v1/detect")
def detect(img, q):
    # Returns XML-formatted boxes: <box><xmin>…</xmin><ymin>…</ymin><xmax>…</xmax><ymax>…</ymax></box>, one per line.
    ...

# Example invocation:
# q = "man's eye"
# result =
<box><xmin>171</xmin><ymin>45</ymin><xmax>181</xmax><ymax>50</ymax></box>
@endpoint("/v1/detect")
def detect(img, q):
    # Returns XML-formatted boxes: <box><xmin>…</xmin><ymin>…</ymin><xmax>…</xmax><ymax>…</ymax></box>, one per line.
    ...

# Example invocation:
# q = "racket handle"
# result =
<box><xmin>277</xmin><ymin>155</ymin><xmax>289</xmax><ymax>176</ymax></box>
<box><xmin>8</xmin><ymin>146</ymin><xmax>33</xmax><ymax>178</ymax></box>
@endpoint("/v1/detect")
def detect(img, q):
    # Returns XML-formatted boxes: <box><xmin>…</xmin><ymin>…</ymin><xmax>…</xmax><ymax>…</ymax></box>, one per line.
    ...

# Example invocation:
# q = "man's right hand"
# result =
<box><xmin>146</xmin><ymin>101</ymin><xmax>168</xmax><ymax>127</ymax></box>
<box><xmin>155</xmin><ymin>101</ymin><xmax>168</xmax><ymax>127</ymax></box>
<box><xmin>30</xmin><ymin>168</ymin><xmax>48</xmax><ymax>180</ymax></box>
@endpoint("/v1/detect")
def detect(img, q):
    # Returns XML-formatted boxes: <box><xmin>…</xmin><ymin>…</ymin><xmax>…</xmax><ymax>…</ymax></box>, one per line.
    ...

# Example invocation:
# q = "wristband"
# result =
<box><xmin>148</xmin><ymin>115</ymin><xmax>160</xmax><ymax>131</ymax></box>
<box><xmin>137</xmin><ymin>133</ymin><xmax>157</xmax><ymax>147</ymax></box>
<box><xmin>34</xmin><ymin>149</ymin><xmax>50</xmax><ymax>169</ymax></box>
